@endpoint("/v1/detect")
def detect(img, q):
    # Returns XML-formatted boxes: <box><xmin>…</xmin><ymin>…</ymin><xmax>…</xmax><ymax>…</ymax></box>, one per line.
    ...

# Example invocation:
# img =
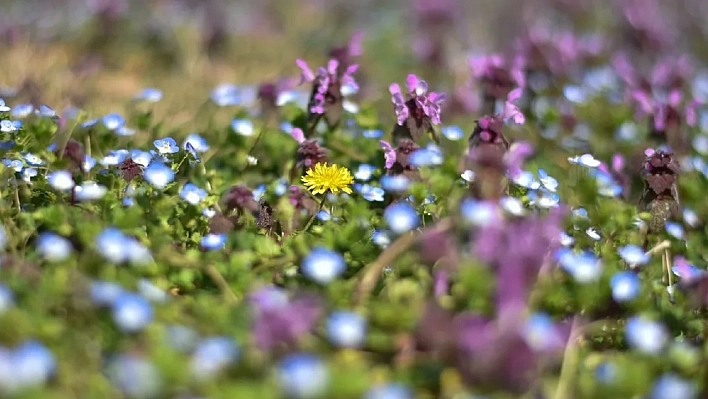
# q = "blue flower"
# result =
<box><xmin>165</xmin><ymin>325</ymin><xmax>200</xmax><ymax>353</ymax></box>
<box><xmin>3</xmin><ymin>159</ymin><xmax>23</xmax><ymax>172</ymax></box>
<box><xmin>231</xmin><ymin>118</ymin><xmax>255</xmax><ymax>136</ymax></box>
<box><xmin>134</xmin><ymin>87</ymin><xmax>163</xmax><ymax>102</ymax></box>
<box><xmin>380</xmin><ymin>175</ymin><xmax>410</xmax><ymax>192</ymax></box>
<box><xmin>96</xmin><ymin>228</ymin><xmax>133</xmax><ymax>264</ymax></box>
<box><xmin>22</xmin><ymin>153</ymin><xmax>43</xmax><ymax>166</ymax></box>
<box><xmin>625</xmin><ymin>316</ymin><xmax>667</xmax><ymax>355</ymax></box>
<box><xmin>0</xmin><ymin>99</ymin><xmax>9</xmax><ymax>112</ymax></box>
<box><xmin>326</xmin><ymin>311</ymin><xmax>367</xmax><ymax>348</ymax></box>
<box><xmin>180</xmin><ymin>183</ymin><xmax>208</xmax><ymax>205</ymax></box>
<box><xmin>527</xmin><ymin>189</ymin><xmax>560</xmax><ymax>208</ymax></box>
<box><xmin>537</xmin><ymin>169</ymin><xmax>558</xmax><ymax>192</ymax></box>
<box><xmin>47</xmin><ymin>170</ymin><xmax>75</xmax><ymax>191</ymax></box>
<box><xmin>362</xmin><ymin>129</ymin><xmax>383</xmax><ymax>139</ymax></box>
<box><xmin>185</xmin><ymin>143</ymin><xmax>201</xmax><ymax>166</ymax></box>
<box><xmin>665</xmin><ymin>222</ymin><xmax>685</xmax><ymax>240</ymax></box>
<box><xmin>11</xmin><ymin>340</ymin><xmax>56</xmax><ymax>389</ymax></box>
<box><xmin>153</xmin><ymin>137</ymin><xmax>179</xmax><ymax>154</ymax></box>
<box><xmin>277</xmin><ymin>353</ymin><xmax>329</xmax><ymax>399</ymax></box>
<box><xmin>102</xmin><ymin>113</ymin><xmax>126</xmax><ymax>130</ymax></box>
<box><xmin>100</xmin><ymin>149</ymin><xmax>129</xmax><ymax>166</ymax></box>
<box><xmin>0</xmin><ymin>120</ymin><xmax>17</xmax><ymax>133</ymax></box>
<box><xmin>384</xmin><ymin>203</ymin><xmax>419</xmax><ymax>234</ymax></box>
<box><xmin>302</xmin><ymin>248</ymin><xmax>346</xmax><ymax>284</ymax></box>
<box><xmin>90</xmin><ymin>280</ymin><xmax>124</xmax><ymax>306</ymax></box>
<box><xmin>81</xmin><ymin>118</ymin><xmax>98</xmax><ymax>129</ymax></box>
<box><xmin>183</xmin><ymin>133</ymin><xmax>210</xmax><ymax>153</ymax></box>
<box><xmin>460</xmin><ymin>199</ymin><xmax>499</xmax><ymax>227</ymax></box>
<box><xmin>211</xmin><ymin>83</ymin><xmax>240</xmax><ymax>106</ymax></box>
<box><xmin>371</xmin><ymin>230</ymin><xmax>391</xmax><ymax>248</ymax></box>
<box><xmin>354</xmin><ymin>164</ymin><xmax>376</xmax><ymax>181</ymax></box>
<box><xmin>409</xmin><ymin>145</ymin><xmax>443</xmax><ymax>167</ymax></box>
<box><xmin>356</xmin><ymin>184</ymin><xmax>385</xmax><ymax>202</ymax></box>
<box><xmin>650</xmin><ymin>373</ymin><xmax>698</xmax><ymax>399</ymax></box>
<box><xmin>521</xmin><ymin>312</ymin><xmax>566</xmax><ymax>352</ymax></box>
<box><xmin>106</xmin><ymin>355</ymin><xmax>162</xmax><ymax>399</ymax></box>
<box><xmin>618</xmin><ymin>245</ymin><xmax>649</xmax><ymax>265</ymax></box>
<box><xmin>610</xmin><ymin>271</ymin><xmax>641</xmax><ymax>302</ymax></box>
<box><xmin>201</xmin><ymin>234</ymin><xmax>226</xmax><ymax>250</ymax></box>
<box><xmin>0</xmin><ymin>284</ymin><xmax>14</xmax><ymax>314</ymax></box>
<box><xmin>144</xmin><ymin>162</ymin><xmax>175</xmax><ymax>189</ymax></box>
<box><xmin>568</xmin><ymin>153</ymin><xmax>601</xmax><ymax>168</ymax></box>
<box><xmin>75</xmin><ymin>181</ymin><xmax>108</xmax><ymax>201</ymax></box>
<box><xmin>36</xmin><ymin>232</ymin><xmax>73</xmax><ymax>262</ymax></box>
<box><xmin>115</xmin><ymin>126</ymin><xmax>136</xmax><ymax>136</ymax></box>
<box><xmin>111</xmin><ymin>293</ymin><xmax>153</xmax><ymax>333</ymax></box>
<box><xmin>136</xmin><ymin>279</ymin><xmax>168</xmax><ymax>303</ymax></box>
<box><xmin>557</xmin><ymin>250</ymin><xmax>603</xmax><ymax>283</ymax></box>
<box><xmin>441</xmin><ymin>125</ymin><xmax>464</xmax><ymax>140</ymax></box>
<box><xmin>35</xmin><ymin>105</ymin><xmax>56</xmax><ymax>118</ymax></box>
<box><xmin>11</xmin><ymin>104</ymin><xmax>33</xmax><ymax>119</ymax></box>
<box><xmin>364</xmin><ymin>384</ymin><xmax>414</xmax><ymax>399</ymax></box>
<box><xmin>191</xmin><ymin>337</ymin><xmax>240</xmax><ymax>380</ymax></box>
<box><xmin>594</xmin><ymin>361</ymin><xmax>618</xmax><ymax>384</ymax></box>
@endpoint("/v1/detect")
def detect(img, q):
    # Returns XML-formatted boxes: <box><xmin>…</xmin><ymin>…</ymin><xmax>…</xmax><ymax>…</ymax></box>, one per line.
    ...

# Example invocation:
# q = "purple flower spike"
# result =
<box><xmin>502</xmin><ymin>88</ymin><xmax>525</xmax><ymax>125</ymax></box>
<box><xmin>379</xmin><ymin>140</ymin><xmax>397</xmax><ymax>169</ymax></box>
<box><xmin>296</xmin><ymin>59</ymin><xmax>315</xmax><ymax>84</ymax></box>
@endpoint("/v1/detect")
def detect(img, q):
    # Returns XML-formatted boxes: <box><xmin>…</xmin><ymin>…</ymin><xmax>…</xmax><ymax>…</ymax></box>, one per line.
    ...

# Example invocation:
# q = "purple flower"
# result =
<box><xmin>296</xmin><ymin>58</ymin><xmax>358</xmax><ymax>115</ymax></box>
<box><xmin>249</xmin><ymin>286</ymin><xmax>323</xmax><ymax>352</ymax></box>
<box><xmin>389</xmin><ymin>74</ymin><xmax>445</xmax><ymax>127</ymax></box>
<box><xmin>504</xmin><ymin>141</ymin><xmax>534</xmax><ymax>179</ymax></box>
<box><xmin>379</xmin><ymin>140</ymin><xmax>396</xmax><ymax>169</ymax></box>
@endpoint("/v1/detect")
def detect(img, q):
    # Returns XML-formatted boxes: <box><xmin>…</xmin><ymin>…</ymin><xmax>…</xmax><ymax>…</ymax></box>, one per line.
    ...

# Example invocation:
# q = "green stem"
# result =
<box><xmin>299</xmin><ymin>195</ymin><xmax>327</xmax><ymax>233</ymax></box>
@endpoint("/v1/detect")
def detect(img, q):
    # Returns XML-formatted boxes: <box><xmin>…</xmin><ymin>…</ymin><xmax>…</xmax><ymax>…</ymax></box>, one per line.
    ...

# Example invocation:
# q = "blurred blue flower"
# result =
<box><xmin>615</xmin><ymin>121</ymin><xmax>639</xmax><ymax>141</ymax></box>
<box><xmin>568</xmin><ymin>153</ymin><xmax>601</xmax><ymax>168</ymax></box>
<box><xmin>0</xmin><ymin>120</ymin><xmax>17</xmax><ymax>133</ymax></box>
<box><xmin>362</xmin><ymin>129</ymin><xmax>383</xmax><ymax>139</ymax></box>
<box><xmin>102</xmin><ymin>113</ymin><xmax>126</xmax><ymax>130</ymax></box>
<box><xmin>316</xmin><ymin>210</ymin><xmax>332</xmax><ymax>222</ymax></box>
<box><xmin>274</xmin><ymin>179</ymin><xmax>289</xmax><ymax>196</ymax></box>
<box><xmin>592</xmin><ymin>169</ymin><xmax>623</xmax><ymax>197</ymax></box>
<box><xmin>460</xmin><ymin>199</ymin><xmax>499</xmax><ymax>227</ymax></box>
<box><xmin>559</xmin><ymin>231</ymin><xmax>574</xmax><ymax>246</ymax></box>
<box><xmin>280</xmin><ymin>121</ymin><xmax>294</xmax><ymax>134</ymax></box>
<box><xmin>252</xmin><ymin>184</ymin><xmax>267</xmax><ymax>200</ymax></box>
<box><xmin>36</xmin><ymin>232</ymin><xmax>72</xmax><ymax>262</ymax></box>
<box><xmin>683</xmin><ymin>208</ymin><xmax>699</xmax><ymax>227</ymax></box>
<box><xmin>231</xmin><ymin>118</ymin><xmax>255</xmax><ymax>136</ymax></box>
<box><xmin>625</xmin><ymin>316</ymin><xmax>667</xmax><ymax>355</ymax></box>
<box><xmin>0</xmin><ymin>99</ymin><xmax>9</xmax><ymax>112</ymax></box>
<box><xmin>11</xmin><ymin>104</ymin><xmax>33</xmax><ymax>119</ymax></box>
<box><xmin>0</xmin><ymin>284</ymin><xmax>14</xmax><ymax>314</ymax></box>
<box><xmin>75</xmin><ymin>181</ymin><xmax>108</xmax><ymax>201</ymax></box>
<box><xmin>128</xmin><ymin>150</ymin><xmax>152</xmax><ymax>167</ymax></box>
<box><xmin>610</xmin><ymin>271</ymin><xmax>641</xmax><ymax>302</ymax></box>
<box><xmin>22</xmin><ymin>153</ymin><xmax>43</xmax><ymax>167</ymax></box>
<box><xmin>650</xmin><ymin>373</ymin><xmax>698</xmax><ymax>399</ymax></box>
<box><xmin>326</xmin><ymin>311</ymin><xmax>367</xmax><ymax>349</ymax></box>
<box><xmin>11</xmin><ymin>340</ymin><xmax>56</xmax><ymax>389</ymax></box>
<box><xmin>144</xmin><ymin>162</ymin><xmax>175</xmax><ymax>189</ymax></box>
<box><xmin>183</xmin><ymin>133</ymin><xmax>210</xmax><ymax>153</ymax></box>
<box><xmin>521</xmin><ymin>312</ymin><xmax>566</xmax><ymax>353</ymax></box>
<box><xmin>665</xmin><ymin>222</ymin><xmax>685</xmax><ymax>240</ymax></box>
<box><xmin>211</xmin><ymin>83</ymin><xmax>240</xmax><ymax>106</ymax></box>
<box><xmin>191</xmin><ymin>337</ymin><xmax>240</xmax><ymax>380</ymax></box>
<box><xmin>384</xmin><ymin>203</ymin><xmax>419</xmax><ymax>234</ymax></box>
<box><xmin>134</xmin><ymin>87</ymin><xmax>163</xmax><ymax>102</ymax></box>
<box><xmin>111</xmin><ymin>292</ymin><xmax>153</xmax><ymax>333</ymax></box>
<box><xmin>563</xmin><ymin>85</ymin><xmax>588</xmax><ymax>103</ymax></box>
<box><xmin>165</xmin><ymin>325</ymin><xmax>200</xmax><ymax>353</ymax></box>
<box><xmin>3</xmin><ymin>159</ymin><xmax>23</xmax><ymax>172</ymax></box>
<box><xmin>354</xmin><ymin>164</ymin><xmax>376</xmax><ymax>181</ymax></box>
<box><xmin>594</xmin><ymin>361</ymin><xmax>617</xmax><ymax>384</ymax></box>
<box><xmin>115</xmin><ymin>126</ymin><xmax>136</xmax><ymax>136</ymax></box>
<box><xmin>513</xmin><ymin>171</ymin><xmax>541</xmax><ymax>190</ymax></box>
<box><xmin>586</xmin><ymin>228</ymin><xmax>601</xmax><ymax>240</ymax></box>
<box><xmin>180</xmin><ymin>183</ymin><xmax>208</xmax><ymax>205</ymax></box>
<box><xmin>371</xmin><ymin>230</ymin><xmax>391</xmax><ymax>248</ymax></box>
<box><xmin>35</xmin><ymin>105</ymin><xmax>55</xmax><ymax>118</ymax></box>
<box><xmin>441</xmin><ymin>125</ymin><xmax>464</xmax><ymax>140</ymax></box>
<box><xmin>185</xmin><ymin>143</ymin><xmax>201</xmax><ymax>166</ymax></box>
<box><xmin>364</xmin><ymin>384</ymin><xmax>413</xmax><ymax>399</ymax></box>
<box><xmin>106</xmin><ymin>355</ymin><xmax>162</xmax><ymax>399</ymax></box>
<box><xmin>47</xmin><ymin>170</ymin><xmax>75</xmax><ymax>191</ymax></box>
<box><xmin>528</xmin><ymin>189</ymin><xmax>560</xmax><ymax>209</ymax></box>
<box><xmin>356</xmin><ymin>184</ymin><xmax>385</xmax><ymax>202</ymax></box>
<box><xmin>277</xmin><ymin>353</ymin><xmax>329</xmax><ymax>399</ymax></box>
<box><xmin>618</xmin><ymin>245</ymin><xmax>649</xmax><ymax>265</ymax></box>
<box><xmin>81</xmin><ymin>118</ymin><xmax>98</xmax><ymax>129</ymax></box>
<box><xmin>537</xmin><ymin>169</ymin><xmax>558</xmax><ymax>192</ymax></box>
<box><xmin>90</xmin><ymin>280</ymin><xmax>124</xmax><ymax>307</ymax></box>
<box><xmin>380</xmin><ymin>175</ymin><xmax>410</xmax><ymax>192</ymax></box>
<box><xmin>557</xmin><ymin>250</ymin><xmax>603</xmax><ymax>283</ymax></box>
<box><xmin>96</xmin><ymin>227</ymin><xmax>133</xmax><ymax>264</ymax></box>
<box><xmin>302</xmin><ymin>247</ymin><xmax>346</xmax><ymax>284</ymax></box>
<box><xmin>409</xmin><ymin>144</ymin><xmax>443</xmax><ymax>167</ymax></box>
<box><xmin>201</xmin><ymin>234</ymin><xmax>226</xmax><ymax>250</ymax></box>
<box><xmin>153</xmin><ymin>137</ymin><xmax>179</xmax><ymax>155</ymax></box>
<box><xmin>136</xmin><ymin>279</ymin><xmax>168</xmax><ymax>303</ymax></box>
<box><xmin>99</xmin><ymin>149</ymin><xmax>129</xmax><ymax>166</ymax></box>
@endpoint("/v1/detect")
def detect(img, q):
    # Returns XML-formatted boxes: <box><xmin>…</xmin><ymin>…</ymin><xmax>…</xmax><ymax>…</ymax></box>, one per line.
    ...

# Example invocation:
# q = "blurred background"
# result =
<box><xmin>1</xmin><ymin>0</ymin><xmax>708</xmax><ymax>132</ymax></box>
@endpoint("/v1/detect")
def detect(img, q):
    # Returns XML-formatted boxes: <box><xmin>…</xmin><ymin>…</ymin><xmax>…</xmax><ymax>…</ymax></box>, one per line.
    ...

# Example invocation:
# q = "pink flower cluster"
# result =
<box><xmin>296</xmin><ymin>59</ymin><xmax>358</xmax><ymax>115</ymax></box>
<box><xmin>389</xmin><ymin>74</ymin><xmax>445</xmax><ymax>126</ymax></box>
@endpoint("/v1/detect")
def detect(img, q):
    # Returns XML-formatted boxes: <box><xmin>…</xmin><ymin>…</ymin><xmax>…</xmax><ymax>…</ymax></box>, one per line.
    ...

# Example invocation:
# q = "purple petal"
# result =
<box><xmin>406</xmin><ymin>74</ymin><xmax>420</xmax><ymax>94</ymax></box>
<box><xmin>327</xmin><ymin>59</ymin><xmax>339</xmax><ymax>75</ymax></box>
<box><xmin>295</xmin><ymin>59</ymin><xmax>315</xmax><ymax>83</ymax></box>
<box><xmin>379</xmin><ymin>140</ymin><xmax>397</xmax><ymax>169</ymax></box>
<box><xmin>291</xmin><ymin>128</ymin><xmax>306</xmax><ymax>144</ymax></box>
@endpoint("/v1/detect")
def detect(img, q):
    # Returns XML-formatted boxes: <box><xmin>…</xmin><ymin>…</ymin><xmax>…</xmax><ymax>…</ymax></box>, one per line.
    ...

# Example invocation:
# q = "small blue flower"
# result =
<box><xmin>362</xmin><ymin>129</ymin><xmax>383</xmax><ymax>139</ymax></box>
<box><xmin>36</xmin><ymin>232</ymin><xmax>73</xmax><ymax>262</ymax></box>
<box><xmin>625</xmin><ymin>316</ymin><xmax>667</xmax><ymax>355</ymax></box>
<box><xmin>568</xmin><ymin>153</ymin><xmax>601</xmax><ymax>168</ymax></box>
<box><xmin>165</xmin><ymin>325</ymin><xmax>200</xmax><ymax>353</ymax></box>
<box><xmin>618</xmin><ymin>245</ymin><xmax>649</xmax><ymax>265</ymax></box>
<box><xmin>211</xmin><ymin>83</ymin><xmax>240</xmax><ymax>106</ymax></box>
<box><xmin>191</xmin><ymin>337</ymin><xmax>240</xmax><ymax>380</ymax></box>
<box><xmin>650</xmin><ymin>373</ymin><xmax>698</xmax><ymax>399</ymax></box>
<box><xmin>183</xmin><ymin>133</ymin><xmax>210</xmax><ymax>153</ymax></box>
<box><xmin>75</xmin><ymin>181</ymin><xmax>108</xmax><ymax>202</ymax></box>
<box><xmin>115</xmin><ymin>126</ymin><xmax>136</xmax><ymax>136</ymax></box>
<box><xmin>371</xmin><ymin>230</ymin><xmax>391</xmax><ymax>248</ymax></box>
<box><xmin>0</xmin><ymin>284</ymin><xmax>14</xmax><ymax>314</ymax></box>
<box><xmin>22</xmin><ymin>153</ymin><xmax>43</xmax><ymax>166</ymax></box>
<box><xmin>441</xmin><ymin>125</ymin><xmax>464</xmax><ymax>140</ymax></box>
<box><xmin>384</xmin><ymin>203</ymin><xmax>419</xmax><ymax>234</ymax></box>
<box><xmin>0</xmin><ymin>120</ymin><xmax>17</xmax><ymax>133</ymax></box>
<box><xmin>111</xmin><ymin>292</ymin><xmax>153</xmax><ymax>333</ymax></box>
<box><xmin>231</xmin><ymin>118</ymin><xmax>255</xmax><ymax>136</ymax></box>
<box><xmin>35</xmin><ymin>105</ymin><xmax>56</xmax><ymax>118</ymax></box>
<box><xmin>277</xmin><ymin>353</ymin><xmax>329</xmax><ymax>399</ymax></box>
<box><xmin>90</xmin><ymin>280</ymin><xmax>124</xmax><ymax>307</ymax></box>
<box><xmin>356</xmin><ymin>184</ymin><xmax>385</xmax><ymax>202</ymax></box>
<box><xmin>280</xmin><ymin>121</ymin><xmax>294</xmax><ymax>134</ymax></box>
<box><xmin>615</xmin><ymin>121</ymin><xmax>639</xmax><ymax>141</ymax></box>
<box><xmin>585</xmin><ymin>227</ymin><xmax>601</xmax><ymax>241</ymax></box>
<box><xmin>558</xmin><ymin>251</ymin><xmax>603</xmax><ymax>283</ymax></box>
<box><xmin>96</xmin><ymin>228</ymin><xmax>132</xmax><ymax>264</ymax></box>
<box><xmin>513</xmin><ymin>171</ymin><xmax>541</xmax><ymax>190</ymax></box>
<box><xmin>594</xmin><ymin>362</ymin><xmax>618</xmax><ymax>384</ymax></box>
<box><xmin>683</xmin><ymin>208</ymin><xmax>699</xmax><ymax>227</ymax></box>
<box><xmin>302</xmin><ymin>247</ymin><xmax>346</xmax><ymax>284</ymax></box>
<box><xmin>134</xmin><ymin>87</ymin><xmax>163</xmax><ymax>102</ymax></box>
<box><xmin>185</xmin><ymin>143</ymin><xmax>201</xmax><ymax>166</ymax></box>
<box><xmin>12</xmin><ymin>340</ymin><xmax>56</xmax><ymax>389</ymax></box>
<box><xmin>380</xmin><ymin>175</ymin><xmax>410</xmax><ymax>192</ymax></box>
<box><xmin>11</xmin><ymin>104</ymin><xmax>33</xmax><ymax>119</ymax></box>
<box><xmin>521</xmin><ymin>312</ymin><xmax>565</xmax><ymax>352</ymax></box>
<box><xmin>326</xmin><ymin>311</ymin><xmax>367</xmax><ymax>348</ymax></box>
<box><xmin>528</xmin><ymin>189</ymin><xmax>560</xmax><ymax>208</ymax></box>
<box><xmin>364</xmin><ymin>384</ymin><xmax>414</xmax><ymax>399</ymax></box>
<box><xmin>47</xmin><ymin>170</ymin><xmax>75</xmax><ymax>191</ymax></box>
<box><xmin>144</xmin><ymin>162</ymin><xmax>175</xmax><ymax>189</ymax></box>
<box><xmin>665</xmin><ymin>222</ymin><xmax>685</xmax><ymax>240</ymax></box>
<box><xmin>136</xmin><ymin>279</ymin><xmax>168</xmax><ymax>303</ymax></box>
<box><xmin>201</xmin><ymin>234</ymin><xmax>226</xmax><ymax>250</ymax></box>
<box><xmin>409</xmin><ymin>145</ymin><xmax>443</xmax><ymax>167</ymax></box>
<box><xmin>354</xmin><ymin>164</ymin><xmax>376</xmax><ymax>181</ymax></box>
<box><xmin>0</xmin><ymin>99</ymin><xmax>9</xmax><ymax>112</ymax></box>
<box><xmin>610</xmin><ymin>272</ymin><xmax>641</xmax><ymax>302</ymax></box>
<box><xmin>460</xmin><ymin>199</ymin><xmax>499</xmax><ymax>227</ymax></box>
<box><xmin>274</xmin><ymin>179</ymin><xmax>289</xmax><ymax>196</ymax></box>
<box><xmin>252</xmin><ymin>184</ymin><xmax>267</xmax><ymax>201</ymax></box>
<box><xmin>102</xmin><ymin>113</ymin><xmax>126</xmax><ymax>130</ymax></box>
<box><xmin>106</xmin><ymin>355</ymin><xmax>162</xmax><ymax>399</ymax></box>
<box><xmin>537</xmin><ymin>169</ymin><xmax>558</xmax><ymax>192</ymax></box>
<box><xmin>3</xmin><ymin>159</ymin><xmax>23</xmax><ymax>172</ymax></box>
<box><xmin>81</xmin><ymin>118</ymin><xmax>98</xmax><ymax>128</ymax></box>
<box><xmin>153</xmin><ymin>137</ymin><xmax>179</xmax><ymax>155</ymax></box>
<box><xmin>180</xmin><ymin>183</ymin><xmax>208</xmax><ymax>205</ymax></box>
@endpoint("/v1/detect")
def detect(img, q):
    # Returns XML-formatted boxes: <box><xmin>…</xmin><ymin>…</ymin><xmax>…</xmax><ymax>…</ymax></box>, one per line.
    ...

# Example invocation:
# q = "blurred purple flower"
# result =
<box><xmin>296</xmin><ymin>58</ymin><xmax>358</xmax><ymax>115</ymax></box>
<box><xmin>390</xmin><ymin>74</ymin><xmax>445</xmax><ymax>127</ymax></box>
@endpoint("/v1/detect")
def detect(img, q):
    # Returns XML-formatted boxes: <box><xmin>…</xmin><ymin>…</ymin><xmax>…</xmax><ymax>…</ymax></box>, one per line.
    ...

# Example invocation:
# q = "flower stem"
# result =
<box><xmin>299</xmin><ymin>195</ymin><xmax>327</xmax><ymax>233</ymax></box>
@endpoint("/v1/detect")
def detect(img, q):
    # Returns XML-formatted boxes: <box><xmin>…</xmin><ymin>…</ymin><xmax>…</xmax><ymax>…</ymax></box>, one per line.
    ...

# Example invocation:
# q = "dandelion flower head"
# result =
<box><xmin>301</xmin><ymin>163</ymin><xmax>354</xmax><ymax>195</ymax></box>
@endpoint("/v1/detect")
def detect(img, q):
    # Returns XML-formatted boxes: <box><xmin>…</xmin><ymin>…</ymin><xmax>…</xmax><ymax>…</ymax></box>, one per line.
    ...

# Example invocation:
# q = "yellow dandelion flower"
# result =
<box><xmin>301</xmin><ymin>163</ymin><xmax>354</xmax><ymax>195</ymax></box>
